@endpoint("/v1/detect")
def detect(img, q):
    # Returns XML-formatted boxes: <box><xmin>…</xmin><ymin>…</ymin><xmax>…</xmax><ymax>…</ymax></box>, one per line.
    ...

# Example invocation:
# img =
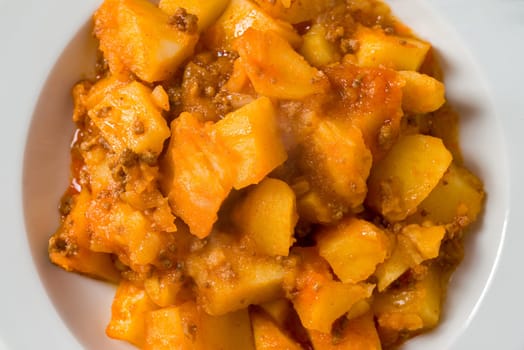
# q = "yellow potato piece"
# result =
<box><xmin>412</xmin><ymin>163</ymin><xmax>485</xmax><ymax>226</ymax></box>
<box><xmin>302</xmin><ymin>118</ymin><xmax>372</xmax><ymax>213</ymax></box>
<box><xmin>398</xmin><ymin>70</ymin><xmax>446</xmax><ymax>114</ymax></box>
<box><xmin>87</xmin><ymin>81</ymin><xmax>170</xmax><ymax>156</ymax></box>
<box><xmin>300</xmin><ymin>24</ymin><xmax>341</xmax><ymax>67</ymax></box>
<box><xmin>251</xmin><ymin>309</ymin><xmax>302</xmax><ymax>350</ymax></box>
<box><xmin>234</xmin><ymin>28</ymin><xmax>330</xmax><ymax>99</ymax></box>
<box><xmin>144</xmin><ymin>302</ymin><xmax>254</xmax><ymax>350</ymax></box>
<box><xmin>374</xmin><ymin>265</ymin><xmax>443</xmax><ymax>332</ymax></box>
<box><xmin>161</xmin><ymin>112</ymin><xmax>236</xmax><ymax>239</ymax></box>
<box><xmin>286</xmin><ymin>248</ymin><xmax>375</xmax><ymax>333</ymax></box>
<box><xmin>159</xmin><ymin>0</ymin><xmax>230</xmax><ymax>32</ymax></box>
<box><xmin>215</xmin><ymin>97</ymin><xmax>288</xmax><ymax>189</ymax></box>
<box><xmin>233</xmin><ymin>178</ymin><xmax>298</xmax><ymax>256</ymax></box>
<box><xmin>354</xmin><ymin>25</ymin><xmax>431</xmax><ymax>71</ymax></box>
<box><xmin>48</xmin><ymin>190</ymin><xmax>120</xmax><ymax>283</ymax></box>
<box><xmin>367</xmin><ymin>134</ymin><xmax>453</xmax><ymax>222</ymax></box>
<box><xmin>204</xmin><ymin>0</ymin><xmax>302</xmax><ymax>49</ymax></box>
<box><xmin>186</xmin><ymin>232</ymin><xmax>286</xmax><ymax>315</ymax></box>
<box><xmin>309</xmin><ymin>311</ymin><xmax>382</xmax><ymax>350</ymax></box>
<box><xmin>317</xmin><ymin>217</ymin><xmax>389</xmax><ymax>283</ymax></box>
<box><xmin>253</xmin><ymin>0</ymin><xmax>338</xmax><ymax>24</ymax></box>
<box><xmin>106</xmin><ymin>281</ymin><xmax>158</xmax><ymax>348</ymax></box>
<box><xmin>94</xmin><ymin>0</ymin><xmax>199</xmax><ymax>82</ymax></box>
<box><xmin>374</xmin><ymin>224</ymin><xmax>446</xmax><ymax>291</ymax></box>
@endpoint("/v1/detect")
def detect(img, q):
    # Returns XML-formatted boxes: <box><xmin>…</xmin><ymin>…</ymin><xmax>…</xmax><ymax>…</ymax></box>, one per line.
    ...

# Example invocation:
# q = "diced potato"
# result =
<box><xmin>374</xmin><ymin>224</ymin><xmax>445</xmax><ymax>291</ymax></box>
<box><xmin>144</xmin><ymin>301</ymin><xmax>255</xmax><ymax>350</ymax></box>
<box><xmin>48</xmin><ymin>190</ymin><xmax>120</xmax><ymax>282</ymax></box>
<box><xmin>309</xmin><ymin>311</ymin><xmax>382</xmax><ymax>350</ymax></box>
<box><xmin>373</xmin><ymin>234</ymin><xmax>413</xmax><ymax>292</ymax></box>
<box><xmin>367</xmin><ymin>134</ymin><xmax>453</xmax><ymax>222</ymax></box>
<box><xmin>296</xmin><ymin>189</ymin><xmax>334</xmax><ymax>224</ymax></box>
<box><xmin>224</xmin><ymin>58</ymin><xmax>250</xmax><ymax>93</ymax></box>
<box><xmin>253</xmin><ymin>0</ymin><xmax>337</xmax><ymax>24</ymax></box>
<box><xmin>232</xmin><ymin>178</ymin><xmax>298</xmax><ymax>256</ymax></box>
<box><xmin>87</xmin><ymin>81</ymin><xmax>170</xmax><ymax>156</ymax></box>
<box><xmin>301</xmin><ymin>118</ymin><xmax>372</xmax><ymax>213</ymax></box>
<box><xmin>94</xmin><ymin>0</ymin><xmax>199</xmax><ymax>82</ymax></box>
<box><xmin>151</xmin><ymin>85</ymin><xmax>170</xmax><ymax>111</ymax></box>
<box><xmin>215</xmin><ymin>97</ymin><xmax>288</xmax><ymax>189</ymax></box>
<box><xmin>427</xmin><ymin>105</ymin><xmax>462</xmax><ymax>161</ymax></box>
<box><xmin>234</xmin><ymin>29</ymin><xmax>330</xmax><ymax>99</ymax></box>
<box><xmin>144</xmin><ymin>304</ymin><xmax>202</xmax><ymax>349</ymax></box>
<box><xmin>186</xmin><ymin>232</ymin><xmax>286</xmax><ymax>315</ymax></box>
<box><xmin>259</xmin><ymin>299</ymin><xmax>293</xmax><ymax>328</ymax></box>
<box><xmin>374</xmin><ymin>265</ymin><xmax>443</xmax><ymax>333</ymax></box>
<box><xmin>354</xmin><ymin>25</ymin><xmax>430</xmax><ymax>71</ymax></box>
<box><xmin>144</xmin><ymin>270</ymin><xmax>184</xmax><ymax>307</ymax></box>
<box><xmin>286</xmin><ymin>248</ymin><xmax>375</xmax><ymax>333</ymax></box>
<box><xmin>398</xmin><ymin>70</ymin><xmax>445</xmax><ymax>114</ymax></box>
<box><xmin>402</xmin><ymin>224</ymin><xmax>446</xmax><ymax>261</ymax></box>
<box><xmin>295</xmin><ymin>279</ymin><xmax>374</xmax><ymax>333</ymax></box>
<box><xmin>87</xmin><ymin>197</ymin><xmax>163</xmax><ymax>267</ymax></box>
<box><xmin>161</xmin><ymin>112</ymin><xmax>235</xmax><ymax>239</ymax></box>
<box><xmin>323</xmin><ymin>63</ymin><xmax>404</xmax><ymax>159</ymax></box>
<box><xmin>159</xmin><ymin>0</ymin><xmax>230</xmax><ymax>32</ymax></box>
<box><xmin>84</xmin><ymin>75</ymin><xmax>130</xmax><ymax>110</ymax></box>
<box><xmin>346</xmin><ymin>299</ymin><xmax>372</xmax><ymax>321</ymax></box>
<box><xmin>107</xmin><ymin>281</ymin><xmax>158</xmax><ymax>347</ymax></box>
<box><xmin>203</xmin><ymin>306</ymin><xmax>255</xmax><ymax>350</ymax></box>
<box><xmin>251</xmin><ymin>309</ymin><xmax>302</xmax><ymax>350</ymax></box>
<box><xmin>300</xmin><ymin>24</ymin><xmax>341</xmax><ymax>67</ymax></box>
<box><xmin>317</xmin><ymin>218</ymin><xmax>389</xmax><ymax>283</ymax></box>
<box><xmin>204</xmin><ymin>0</ymin><xmax>302</xmax><ymax>50</ymax></box>
<box><xmin>411</xmin><ymin>164</ymin><xmax>485</xmax><ymax>226</ymax></box>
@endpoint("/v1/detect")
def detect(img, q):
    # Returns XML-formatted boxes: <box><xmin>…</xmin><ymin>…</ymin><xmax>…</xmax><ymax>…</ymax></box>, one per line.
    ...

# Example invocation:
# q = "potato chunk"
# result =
<box><xmin>204</xmin><ymin>0</ymin><xmax>302</xmax><ymax>49</ymax></box>
<box><xmin>367</xmin><ymin>134</ymin><xmax>453</xmax><ymax>222</ymax></box>
<box><xmin>317</xmin><ymin>218</ymin><xmax>389</xmax><ymax>283</ymax></box>
<box><xmin>233</xmin><ymin>178</ymin><xmax>298</xmax><ymax>256</ymax></box>
<box><xmin>234</xmin><ymin>29</ymin><xmax>330</xmax><ymax>99</ymax></box>
<box><xmin>354</xmin><ymin>25</ymin><xmax>430</xmax><ymax>71</ymax></box>
<box><xmin>323</xmin><ymin>63</ymin><xmax>404</xmax><ymax>159</ymax></box>
<box><xmin>106</xmin><ymin>281</ymin><xmax>158</xmax><ymax>347</ymax></box>
<box><xmin>94</xmin><ymin>0</ymin><xmax>198</xmax><ymax>82</ymax></box>
<box><xmin>215</xmin><ymin>97</ymin><xmax>288</xmax><ymax>189</ymax></box>
<box><xmin>374</xmin><ymin>224</ymin><xmax>446</xmax><ymax>291</ymax></box>
<box><xmin>253</xmin><ymin>0</ymin><xmax>337</xmax><ymax>24</ymax></box>
<box><xmin>374</xmin><ymin>266</ymin><xmax>443</xmax><ymax>335</ymax></box>
<box><xmin>411</xmin><ymin>163</ymin><xmax>485</xmax><ymax>226</ymax></box>
<box><xmin>87</xmin><ymin>81</ymin><xmax>170</xmax><ymax>156</ymax></box>
<box><xmin>309</xmin><ymin>311</ymin><xmax>382</xmax><ymax>350</ymax></box>
<box><xmin>48</xmin><ymin>190</ymin><xmax>120</xmax><ymax>282</ymax></box>
<box><xmin>86</xmin><ymin>197</ymin><xmax>165</xmax><ymax>268</ymax></box>
<box><xmin>398</xmin><ymin>70</ymin><xmax>446</xmax><ymax>114</ymax></box>
<box><xmin>144</xmin><ymin>302</ymin><xmax>254</xmax><ymax>350</ymax></box>
<box><xmin>285</xmin><ymin>248</ymin><xmax>375</xmax><ymax>333</ymax></box>
<box><xmin>162</xmin><ymin>112</ymin><xmax>235</xmax><ymax>239</ymax></box>
<box><xmin>301</xmin><ymin>118</ymin><xmax>372</xmax><ymax>213</ymax></box>
<box><xmin>186</xmin><ymin>232</ymin><xmax>286</xmax><ymax>315</ymax></box>
<box><xmin>300</xmin><ymin>24</ymin><xmax>341</xmax><ymax>67</ymax></box>
<box><xmin>251</xmin><ymin>309</ymin><xmax>302</xmax><ymax>350</ymax></box>
<box><xmin>159</xmin><ymin>0</ymin><xmax>230</xmax><ymax>32</ymax></box>
<box><xmin>143</xmin><ymin>270</ymin><xmax>184</xmax><ymax>308</ymax></box>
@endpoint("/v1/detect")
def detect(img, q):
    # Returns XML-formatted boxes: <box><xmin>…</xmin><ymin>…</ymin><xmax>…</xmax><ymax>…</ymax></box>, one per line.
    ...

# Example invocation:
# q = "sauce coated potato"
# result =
<box><xmin>49</xmin><ymin>0</ymin><xmax>485</xmax><ymax>349</ymax></box>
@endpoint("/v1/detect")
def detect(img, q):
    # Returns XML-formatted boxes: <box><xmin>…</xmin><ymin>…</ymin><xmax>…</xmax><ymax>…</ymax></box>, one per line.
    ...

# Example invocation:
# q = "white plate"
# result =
<box><xmin>1</xmin><ymin>0</ymin><xmax>523</xmax><ymax>349</ymax></box>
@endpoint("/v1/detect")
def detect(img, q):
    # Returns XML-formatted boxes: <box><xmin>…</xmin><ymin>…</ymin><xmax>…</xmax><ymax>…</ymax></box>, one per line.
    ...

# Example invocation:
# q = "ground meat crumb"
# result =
<box><xmin>168</xmin><ymin>8</ymin><xmax>198</xmax><ymax>34</ymax></box>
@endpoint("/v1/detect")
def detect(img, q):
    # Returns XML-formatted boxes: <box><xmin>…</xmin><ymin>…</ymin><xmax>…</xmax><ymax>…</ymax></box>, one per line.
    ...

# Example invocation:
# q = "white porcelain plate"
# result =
<box><xmin>1</xmin><ymin>0</ymin><xmax>523</xmax><ymax>349</ymax></box>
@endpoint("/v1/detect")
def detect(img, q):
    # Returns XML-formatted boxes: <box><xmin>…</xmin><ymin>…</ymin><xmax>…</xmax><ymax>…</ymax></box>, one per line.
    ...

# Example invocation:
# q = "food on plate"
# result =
<box><xmin>48</xmin><ymin>0</ymin><xmax>485</xmax><ymax>348</ymax></box>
